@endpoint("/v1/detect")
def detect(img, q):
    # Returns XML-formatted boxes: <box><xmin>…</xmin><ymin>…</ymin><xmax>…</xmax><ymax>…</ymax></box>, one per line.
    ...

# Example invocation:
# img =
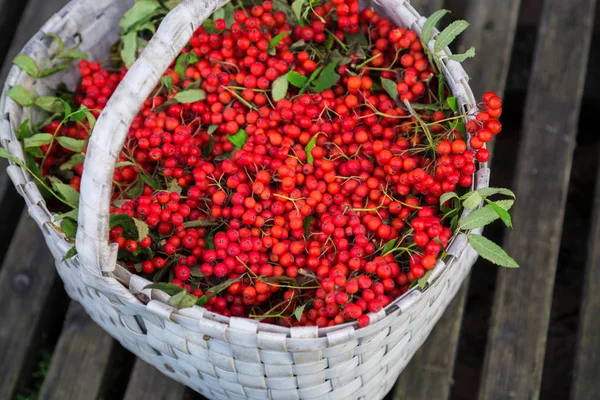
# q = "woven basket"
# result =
<box><xmin>0</xmin><ymin>0</ymin><xmax>488</xmax><ymax>398</ymax></box>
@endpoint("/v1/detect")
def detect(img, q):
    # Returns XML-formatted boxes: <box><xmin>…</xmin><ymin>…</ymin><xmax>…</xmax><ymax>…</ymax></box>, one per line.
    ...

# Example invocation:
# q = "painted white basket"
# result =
<box><xmin>0</xmin><ymin>0</ymin><xmax>488</xmax><ymax>399</ymax></box>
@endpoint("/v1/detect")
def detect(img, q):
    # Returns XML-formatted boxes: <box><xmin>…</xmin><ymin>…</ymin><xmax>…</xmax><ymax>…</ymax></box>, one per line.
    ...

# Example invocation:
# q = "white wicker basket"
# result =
<box><xmin>0</xmin><ymin>0</ymin><xmax>488</xmax><ymax>399</ymax></box>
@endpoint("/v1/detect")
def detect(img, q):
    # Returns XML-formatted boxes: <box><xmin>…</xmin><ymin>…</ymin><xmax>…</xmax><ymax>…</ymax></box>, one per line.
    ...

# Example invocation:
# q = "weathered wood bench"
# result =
<box><xmin>0</xmin><ymin>0</ymin><xmax>597</xmax><ymax>399</ymax></box>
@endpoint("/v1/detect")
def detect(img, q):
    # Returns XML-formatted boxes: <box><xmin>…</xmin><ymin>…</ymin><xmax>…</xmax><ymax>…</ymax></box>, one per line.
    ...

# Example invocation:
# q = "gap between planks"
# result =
<box><xmin>478</xmin><ymin>0</ymin><xmax>598</xmax><ymax>398</ymax></box>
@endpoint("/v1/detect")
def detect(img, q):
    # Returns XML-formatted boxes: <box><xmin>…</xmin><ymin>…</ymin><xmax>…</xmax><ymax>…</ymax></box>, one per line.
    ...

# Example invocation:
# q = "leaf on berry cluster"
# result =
<box><xmin>182</xmin><ymin>219</ymin><xmax>217</xmax><ymax>228</ymax></box>
<box><xmin>189</xmin><ymin>266</ymin><xmax>204</xmax><ymax>278</ymax></box>
<box><xmin>293</xmin><ymin>303</ymin><xmax>307</xmax><ymax>322</ymax></box>
<box><xmin>290</xmin><ymin>39</ymin><xmax>306</xmax><ymax>49</ymax></box>
<box><xmin>196</xmin><ymin>278</ymin><xmax>240</xmax><ymax>307</ymax></box>
<box><xmin>52</xmin><ymin>182</ymin><xmax>80</xmax><ymax>208</ymax></box>
<box><xmin>272</xmin><ymin>0</ymin><xmax>294</xmax><ymax>20</ymax></box>
<box><xmin>272</xmin><ymin>74</ymin><xmax>289</xmax><ymax>102</ymax></box>
<box><xmin>120</xmin><ymin>0</ymin><xmax>161</xmax><ymax>33</ymax></box>
<box><xmin>459</xmin><ymin>200</ymin><xmax>514</xmax><ymax>230</ymax></box>
<box><xmin>124</xmin><ymin>180</ymin><xmax>144</xmax><ymax>198</ymax></box>
<box><xmin>382</xmin><ymin>239</ymin><xmax>397</xmax><ymax>255</ymax></box>
<box><xmin>16</xmin><ymin>120</ymin><xmax>32</xmax><ymax>141</ymax></box>
<box><xmin>381</xmin><ymin>78</ymin><xmax>398</xmax><ymax>100</ymax></box>
<box><xmin>62</xmin><ymin>246</ymin><xmax>77</xmax><ymax>261</ymax></box>
<box><xmin>13</xmin><ymin>54</ymin><xmax>39</xmax><ymax>77</ymax></box>
<box><xmin>467</xmin><ymin>234</ymin><xmax>519</xmax><ymax>268</ymax></box>
<box><xmin>440</xmin><ymin>192</ymin><xmax>459</xmax><ymax>206</ymax></box>
<box><xmin>312</xmin><ymin>61</ymin><xmax>340</xmax><ymax>93</ymax></box>
<box><xmin>167</xmin><ymin>179</ymin><xmax>182</xmax><ymax>194</ymax></box>
<box><xmin>168</xmin><ymin>290</ymin><xmax>199</xmax><ymax>309</ymax></box>
<box><xmin>34</xmin><ymin>96</ymin><xmax>65</xmax><ymax>113</ymax></box>
<box><xmin>174</xmin><ymin>89</ymin><xmax>206</xmax><ymax>103</ymax></box>
<box><xmin>207</xmin><ymin>124</ymin><xmax>218</xmax><ymax>135</ymax></box>
<box><xmin>174</xmin><ymin>53</ymin><xmax>189</xmax><ymax>78</ymax></box>
<box><xmin>202</xmin><ymin>136</ymin><xmax>215</xmax><ymax>159</ymax></box>
<box><xmin>417</xmin><ymin>270</ymin><xmax>434</xmax><ymax>289</ymax></box>
<box><xmin>303</xmin><ymin>215</ymin><xmax>313</xmax><ymax>238</ymax></box>
<box><xmin>287</xmin><ymin>71</ymin><xmax>308</xmax><ymax>88</ymax></box>
<box><xmin>61</xmin><ymin>218</ymin><xmax>78</xmax><ymax>239</ymax></box>
<box><xmin>269</xmin><ymin>31</ymin><xmax>291</xmax><ymax>51</ymax></box>
<box><xmin>133</xmin><ymin>218</ymin><xmax>150</xmax><ymax>241</ymax></box>
<box><xmin>485</xmin><ymin>199</ymin><xmax>513</xmax><ymax>228</ymax></box>
<box><xmin>121</xmin><ymin>31</ymin><xmax>138</xmax><ymax>68</ymax></box>
<box><xmin>39</xmin><ymin>61</ymin><xmax>73</xmax><ymax>78</ymax></box>
<box><xmin>8</xmin><ymin>86</ymin><xmax>35</xmax><ymax>107</ymax></box>
<box><xmin>434</xmin><ymin>20</ymin><xmax>470</xmax><ymax>53</ymax></box>
<box><xmin>421</xmin><ymin>9</ymin><xmax>450</xmax><ymax>46</ymax></box>
<box><xmin>463</xmin><ymin>191</ymin><xmax>483</xmax><ymax>211</ymax></box>
<box><xmin>228</xmin><ymin>129</ymin><xmax>248</xmax><ymax>148</ymax></box>
<box><xmin>449</xmin><ymin>47</ymin><xmax>476</xmax><ymax>62</ymax></box>
<box><xmin>24</xmin><ymin>133</ymin><xmax>53</xmax><ymax>148</ymax></box>
<box><xmin>291</xmin><ymin>0</ymin><xmax>306</xmax><ymax>26</ymax></box>
<box><xmin>205</xmin><ymin>232</ymin><xmax>216</xmax><ymax>250</ymax></box>
<box><xmin>447</xmin><ymin>96</ymin><xmax>458</xmax><ymax>112</ymax></box>
<box><xmin>330</xmin><ymin>50</ymin><xmax>353</xmax><ymax>66</ymax></box>
<box><xmin>345</xmin><ymin>31</ymin><xmax>369</xmax><ymax>47</ymax></box>
<box><xmin>140</xmin><ymin>173</ymin><xmax>162</xmax><ymax>190</ymax></box>
<box><xmin>476</xmin><ymin>187</ymin><xmax>516</xmax><ymax>199</ymax></box>
<box><xmin>56</xmin><ymin>137</ymin><xmax>87</xmax><ymax>153</ymax></box>
<box><xmin>145</xmin><ymin>282</ymin><xmax>186</xmax><ymax>296</ymax></box>
<box><xmin>305</xmin><ymin>133</ymin><xmax>321</xmax><ymax>165</ymax></box>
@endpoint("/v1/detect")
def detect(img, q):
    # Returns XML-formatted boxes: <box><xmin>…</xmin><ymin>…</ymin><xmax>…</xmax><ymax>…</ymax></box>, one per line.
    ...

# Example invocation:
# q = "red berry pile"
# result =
<box><xmin>30</xmin><ymin>0</ymin><xmax>504</xmax><ymax>328</ymax></box>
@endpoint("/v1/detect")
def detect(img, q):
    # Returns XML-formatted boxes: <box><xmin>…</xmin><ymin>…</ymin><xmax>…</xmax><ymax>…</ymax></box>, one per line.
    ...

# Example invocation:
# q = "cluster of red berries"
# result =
<box><xmin>37</xmin><ymin>0</ymin><xmax>502</xmax><ymax>329</ymax></box>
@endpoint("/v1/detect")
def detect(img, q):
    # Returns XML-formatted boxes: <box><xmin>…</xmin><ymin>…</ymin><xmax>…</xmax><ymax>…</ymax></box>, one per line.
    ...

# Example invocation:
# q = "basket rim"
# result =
<box><xmin>0</xmin><ymin>0</ymin><xmax>488</xmax><ymax>338</ymax></box>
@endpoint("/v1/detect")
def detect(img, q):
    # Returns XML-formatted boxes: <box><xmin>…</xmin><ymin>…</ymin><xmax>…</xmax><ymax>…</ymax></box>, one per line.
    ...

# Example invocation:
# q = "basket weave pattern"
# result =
<box><xmin>0</xmin><ymin>0</ymin><xmax>488</xmax><ymax>398</ymax></box>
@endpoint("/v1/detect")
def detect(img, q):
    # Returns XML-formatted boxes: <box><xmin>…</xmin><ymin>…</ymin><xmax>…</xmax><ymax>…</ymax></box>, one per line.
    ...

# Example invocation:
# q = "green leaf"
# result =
<box><xmin>174</xmin><ymin>53</ymin><xmax>189</xmax><ymax>78</ymax></box>
<box><xmin>34</xmin><ymin>96</ymin><xmax>64</xmax><ymax>113</ymax></box>
<box><xmin>70</xmin><ymin>108</ymin><xmax>87</xmax><ymax>122</ymax></box>
<box><xmin>311</xmin><ymin>61</ymin><xmax>339</xmax><ymax>93</ymax></box>
<box><xmin>417</xmin><ymin>269</ymin><xmax>434</xmax><ymax>289</ymax></box>
<box><xmin>182</xmin><ymin>219</ymin><xmax>217</xmax><ymax>228</ymax></box>
<box><xmin>228</xmin><ymin>129</ymin><xmax>248</xmax><ymax>148</ymax></box>
<box><xmin>120</xmin><ymin>0</ymin><xmax>161</xmax><ymax>33</ymax></box>
<box><xmin>196</xmin><ymin>278</ymin><xmax>240</xmax><ymax>307</ymax></box>
<box><xmin>140</xmin><ymin>173</ymin><xmax>162</xmax><ymax>190</ymax></box>
<box><xmin>24</xmin><ymin>133</ymin><xmax>53</xmax><ymax>148</ymax></box>
<box><xmin>133</xmin><ymin>218</ymin><xmax>149</xmax><ymax>241</ymax></box>
<box><xmin>62</xmin><ymin>246</ymin><xmax>77</xmax><ymax>261</ymax></box>
<box><xmin>440</xmin><ymin>192</ymin><xmax>459</xmax><ymax>205</ymax></box>
<box><xmin>124</xmin><ymin>180</ymin><xmax>144</xmax><ymax>198</ymax></box>
<box><xmin>345</xmin><ymin>31</ymin><xmax>369</xmax><ymax>47</ymax></box>
<box><xmin>382</xmin><ymin>239</ymin><xmax>397</xmax><ymax>255</ymax></box>
<box><xmin>25</xmin><ymin>146</ymin><xmax>44</xmax><ymax>158</ymax></box>
<box><xmin>291</xmin><ymin>0</ymin><xmax>306</xmax><ymax>26</ymax></box>
<box><xmin>121</xmin><ymin>31</ymin><xmax>138</xmax><ymax>68</ymax></box>
<box><xmin>144</xmin><ymin>283</ymin><xmax>185</xmax><ymax>296</ymax></box>
<box><xmin>161</xmin><ymin>75</ymin><xmax>173</xmax><ymax>93</ymax></box>
<box><xmin>207</xmin><ymin>124</ymin><xmax>218</xmax><ymax>135</ymax></box>
<box><xmin>303</xmin><ymin>215</ymin><xmax>312</xmax><ymax>238</ymax></box>
<box><xmin>421</xmin><ymin>9</ymin><xmax>450</xmax><ymax>46</ymax></box>
<box><xmin>305</xmin><ymin>133</ymin><xmax>321</xmax><ymax>165</ymax></box>
<box><xmin>438</xmin><ymin>70</ymin><xmax>446</xmax><ymax>103</ymax></box>
<box><xmin>459</xmin><ymin>200</ymin><xmax>514</xmax><ymax>230</ymax></box>
<box><xmin>0</xmin><ymin>147</ymin><xmax>21</xmax><ymax>164</ymax></box>
<box><xmin>485</xmin><ymin>199</ymin><xmax>513</xmax><ymax>228</ymax></box>
<box><xmin>212</xmin><ymin>7</ymin><xmax>226</xmax><ymax>21</ymax></box>
<box><xmin>272</xmin><ymin>74</ymin><xmax>289</xmax><ymax>102</ymax></box>
<box><xmin>447</xmin><ymin>96</ymin><xmax>458</xmax><ymax>112</ymax></box>
<box><xmin>61</xmin><ymin>218</ymin><xmax>77</xmax><ymax>238</ymax></box>
<box><xmin>168</xmin><ymin>290</ymin><xmax>199</xmax><ymax>309</ymax></box>
<box><xmin>56</xmin><ymin>137</ymin><xmax>87</xmax><ymax>152</ymax></box>
<box><xmin>269</xmin><ymin>31</ymin><xmax>290</xmax><ymax>49</ymax></box>
<box><xmin>477</xmin><ymin>187</ymin><xmax>516</xmax><ymax>199</ymax></box>
<box><xmin>293</xmin><ymin>303</ymin><xmax>307</xmax><ymax>321</ymax></box>
<box><xmin>58</xmin><ymin>154</ymin><xmax>85</xmax><ymax>171</ymax></box>
<box><xmin>290</xmin><ymin>39</ymin><xmax>306</xmax><ymax>49</ymax></box>
<box><xmin>60</xmin><ymin>50</ymin><xmax>88</xmax><ymax>61</ymax></box>
<box><xmin>167</xmin><ymin>179</ymin><xmax>182</xmax><ymax>194</ymax></box>
<box><xmin>52</xmin><ymin>182</ymin><xmax>80</xmax><ymax>207</ymax></box>
<box><xmin>190</xmin><ymin>266</ymin><xmax>204</xmax><ymax>277</ymax></box>
<box><xmin>287</xmin><ymin>71</ymin><xmax>308</xmax><ymax>88</ymax></box>
<box><xmin>434</xmin><ymin>20</ymin><xmax>470</xmax><ymax>53</ymax></box>
<box><xmin>13</xmin><ymin>54</ymin><xmax>39</xmax><ymax>77</ymax></box>
<box><xmin>448</xmin><ymin>47</ymin><xmax>476</xmax><ymax>62</ymax></box>
<box><xmin>202</xmin><ymin>136</ymin><xmax>215</xmax><ymax>158</ymax></box>
<box><xmin>272</xmin><ymin>0</ymin><xmax>294</xmax><ymax>20</ymax></box>
<box><xmin>381</xmin><ymin>78</ymin><xmax>398</xmax><ymax>100</ymax></box>
<box><xmin>8</xmin><ymin>86</ymin><xmax>35</xmax><ymax>107</ymax></box>
<box><xmin>56</xmin><ymin>208</ymin><xmax>79</xmax><ymax>221</ymax></box>
<box><xmin>463</xmin><ymin>191</ymin><xmax>482</xmax><ymax>211</ymax></box>
<box><xmin>16</xmin><ymin>120</ymin><xmax>32</xmax><ymax>140</ymax></box>
<box><xmin>174</xmin><ymin>89</ymin><xmax>206</xmax><ymax>103</ymax></box>
<box><xmin>45</xmin><ymin>33</ymin><xmax>65</xmax><ymax>57</ymax></box>
<box><xmin>467</xmin><ymin>234</ymin><xmax>519</xmax><ymax>268</ymax></box>
<box><xmin>39</xmin><ymin>61</ymin><xmax>72</xmax><ymax>78</ymax></box>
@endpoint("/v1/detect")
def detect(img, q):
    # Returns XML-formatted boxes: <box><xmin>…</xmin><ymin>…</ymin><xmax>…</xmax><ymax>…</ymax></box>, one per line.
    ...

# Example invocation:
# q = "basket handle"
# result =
<box><xmin>76</xmin><ymin>0</ymin><xmax>230</xmax><ymax>274</ymax></box>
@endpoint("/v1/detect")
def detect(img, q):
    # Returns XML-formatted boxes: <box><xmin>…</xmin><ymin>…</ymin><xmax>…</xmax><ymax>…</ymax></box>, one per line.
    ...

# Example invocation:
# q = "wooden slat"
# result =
<box><xmin>571</xmin><ymin>154</ymin><xmax>600</xmax><ymax>400</ymax></box>
<box><xmin>0</xmin><ymin>213</ymin><xmax>63</xmax><ymax>399</ymax></box>
<box><xmin>38</xmin><ymin>303</ymin><xmax>115</xmax><ymax>400</ymax></box>
<box><xmin>124</xmin><ymin>359</ymin><xmax>192</xmax><ymax>400</ymax></box>
<box><xmin>390</xmin><ymin>0</ymin><xmax>523</xmax><ymax>398</ymax></box>
<box><xmin>478</xmin><ymin>0</ymin><xmax>598</xmax><ymax>398</ymax></box>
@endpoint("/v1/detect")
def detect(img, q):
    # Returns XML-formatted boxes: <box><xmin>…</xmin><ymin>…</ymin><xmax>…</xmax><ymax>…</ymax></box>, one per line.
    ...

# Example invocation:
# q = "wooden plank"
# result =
<box><xmin>0</xmin><ymin>213</ymin><xmax>64</xmax><ymax>399</ymax></box>
<box><xmin>571</xmin><ymin>154</ymin><xmax>600</xmax><ymax>400</ymax></box>
<box><xmin>38</xmin><ymin>303</ymin><xmax>115</xmax><ymax>400</ymax></box>
<box><xmin>0</xmin><ymin>0</ymin><xmax>70</xmax><ymax>84</ymax></box>
<box><xmin>124</xmin><ymin>359</ymin><xmax>191</xmax><ymax>400</ymax></box>
<box><xmin>390</xmin><ymin>0</ymin><xmax>523</xmax><ymax>398</ymax></box>
<box><xmin>478</xmin><ymin>0</ymin><xmax>598</xmax><ymax>398</ymax></box>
